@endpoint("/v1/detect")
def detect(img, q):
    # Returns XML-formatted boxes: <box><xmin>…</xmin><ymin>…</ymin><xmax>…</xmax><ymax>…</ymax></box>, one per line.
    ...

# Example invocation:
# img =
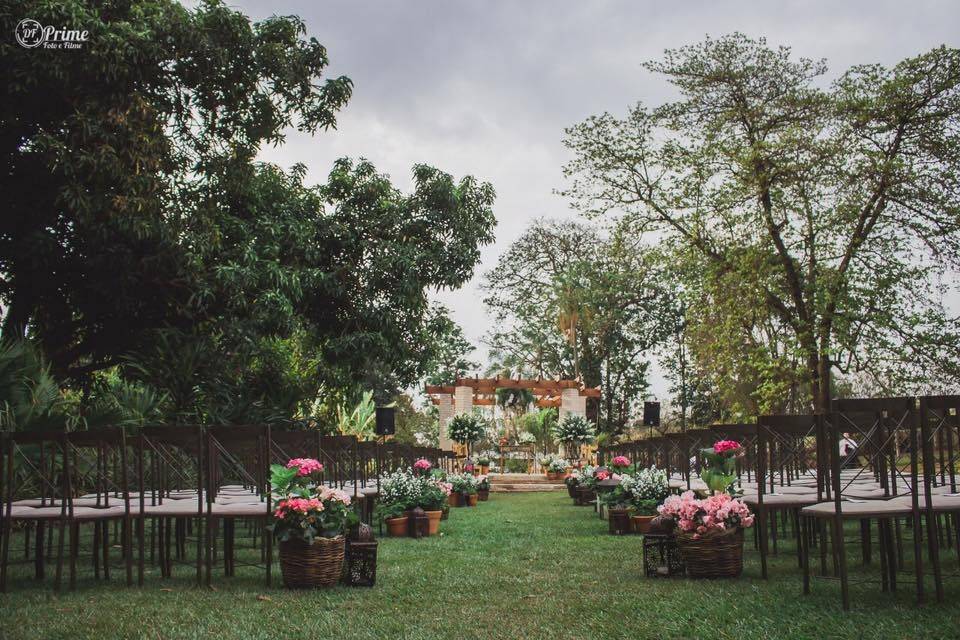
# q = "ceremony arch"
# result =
<box><xmin>426</xmin><ymin>376</ymin><xmax>600</xmax><ymax>450</ymax></box>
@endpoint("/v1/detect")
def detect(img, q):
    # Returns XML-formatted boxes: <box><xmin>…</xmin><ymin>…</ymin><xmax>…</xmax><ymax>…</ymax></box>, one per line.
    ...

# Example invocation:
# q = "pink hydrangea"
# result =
<box><xmin>595</xmin><ymin>470</ymin><xmax>611</xmax><ymax>481</ymax></box>
<box><xmin>658</xmin><ymin>490</ymin><xmax>753</xmax><ymax>534</ymax></box>
<box><xmin>273</xmin><ymin>497</ymin><xmax>323</xmax><ymax>518</ymax></box>
<box><xmin>431</xmin><ymin>479</ymin><xmax>453</xmax><ymax>496</ymax></box>
<box><xmin>413</xmin><ymin>458</ymin><xmax>432</xmax><ymax>472</ymax></box>
<box><xmin>286</xmin><ymin>458</ymin><xmax>324</xmax><ymax>476</ymax></box>
<box><xmin>318</xmin><ymin>486</ymin><xmax>352</xmax><ymax>506</ymax></box>
<box><xmin>713</xmin><ymin>440</ymin><xmax>741</xmax><ymax>455</ymax></box>
<box><xmin>611</xmin><ymin>455</ymin><xmax>630</xmax><ymax>467</ymax></box>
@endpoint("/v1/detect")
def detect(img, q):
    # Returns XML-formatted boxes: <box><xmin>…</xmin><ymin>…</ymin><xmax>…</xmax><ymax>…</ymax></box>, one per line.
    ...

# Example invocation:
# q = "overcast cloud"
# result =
<box><xmin>220</xmin><ymin>0</ymin><xmax>960</xmax><ymax>397</ymax></box>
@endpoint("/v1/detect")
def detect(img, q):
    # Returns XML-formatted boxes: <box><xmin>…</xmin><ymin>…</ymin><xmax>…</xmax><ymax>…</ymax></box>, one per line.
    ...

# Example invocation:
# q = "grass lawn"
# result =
<box><xmin>2</xmin><ymin>492</ymin><xmax>959</xmax><ymax>639</ymax></box>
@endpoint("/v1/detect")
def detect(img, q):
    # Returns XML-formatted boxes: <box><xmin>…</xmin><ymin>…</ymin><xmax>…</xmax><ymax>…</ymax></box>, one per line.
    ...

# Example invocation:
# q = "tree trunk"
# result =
<box><xmin>1</xmin><ymin>290</ymin><xmax>33</xmax><ymax>339</ymax></box>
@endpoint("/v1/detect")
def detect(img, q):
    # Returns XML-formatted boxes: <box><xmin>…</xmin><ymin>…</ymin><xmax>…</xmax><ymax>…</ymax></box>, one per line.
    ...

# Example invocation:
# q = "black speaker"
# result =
<box><xmin>642</xmin><ymin>401</ymin><xmax>660</xmax><ymax>427</ymax></box>
<box><xmin>375</xmin><ymin>407</ymin><xmax>395</xmax><ymax>436</ymax></box>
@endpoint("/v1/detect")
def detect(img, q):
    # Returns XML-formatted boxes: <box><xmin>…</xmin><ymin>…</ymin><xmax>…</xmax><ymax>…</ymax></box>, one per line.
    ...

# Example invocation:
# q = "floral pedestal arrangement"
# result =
<box><xmin>676</xmin><ymin>528</ymin><xmax>745</xmax><ymax>578</ymax></box>
<box><xmin>658</xmin><ymin>489</ymin><xmax>754</xmax><ymax>579</ymax></box>
<box><xmin>278</xmin><ymin>536</ymin><xmax>345</xmax><ymax>588</ymax></box>
<box><xmin>270</xmin><ymin>458</ymin><xmax>356</xmax><ymax>589</ymax></box>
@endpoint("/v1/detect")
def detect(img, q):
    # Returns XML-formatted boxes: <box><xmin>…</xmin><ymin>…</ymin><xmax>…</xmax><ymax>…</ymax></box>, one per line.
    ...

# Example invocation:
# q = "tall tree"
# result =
<box><xmin>563</xmin><ymin>35</ymin><xmax>960</xmax><ymax>411</ymax></box>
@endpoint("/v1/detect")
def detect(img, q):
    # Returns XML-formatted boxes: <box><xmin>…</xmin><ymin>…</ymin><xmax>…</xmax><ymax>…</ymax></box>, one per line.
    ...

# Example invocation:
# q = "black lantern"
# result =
<box><xmin>342</xmin><ymin>524</ymin><xmax>378</xmax><ymax>587</ymax></box>
<box><xmin>643</xmin><ymin>534</ymin><xmax>684</xmax><ymax>578</ymax></box>
<box><xmin>409</xmin><ymin>506</ymin><xmax>429</xmax><ymax>538</ymax></box>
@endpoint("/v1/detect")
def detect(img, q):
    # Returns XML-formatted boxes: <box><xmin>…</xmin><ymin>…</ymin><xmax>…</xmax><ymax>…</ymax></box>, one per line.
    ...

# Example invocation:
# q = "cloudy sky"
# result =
<box><xmin>224</xmin><ymin>0</ymin><xmax>959</xmax><ymax>397</ymax></box>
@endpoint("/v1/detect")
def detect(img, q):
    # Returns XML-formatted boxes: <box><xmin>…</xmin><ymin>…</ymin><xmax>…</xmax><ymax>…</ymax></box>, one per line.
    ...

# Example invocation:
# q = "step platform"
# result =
<box><xmin>488</xmin><ymin>473</ymin><xmax>566</xmax><ymax>493</ymax></box>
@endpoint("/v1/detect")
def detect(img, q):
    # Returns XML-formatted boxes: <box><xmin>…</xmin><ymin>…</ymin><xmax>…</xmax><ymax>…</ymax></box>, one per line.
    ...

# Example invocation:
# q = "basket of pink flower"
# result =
<box><xmin>270</xmin><ymin>458</ymin><xmax>358</xmax><ymax>588</ymax></box>
<box><xmin>658</xmin><ymin>491</ymin><xmax>754</xmax><ymax>578</ymax></box>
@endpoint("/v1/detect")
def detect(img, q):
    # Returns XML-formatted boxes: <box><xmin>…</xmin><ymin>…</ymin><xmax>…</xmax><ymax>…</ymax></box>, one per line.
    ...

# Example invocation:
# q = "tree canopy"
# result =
<box><xmin>563</xmin><ymin>34</ymin><xmax>960</xmax><ymax>412</ymax></box>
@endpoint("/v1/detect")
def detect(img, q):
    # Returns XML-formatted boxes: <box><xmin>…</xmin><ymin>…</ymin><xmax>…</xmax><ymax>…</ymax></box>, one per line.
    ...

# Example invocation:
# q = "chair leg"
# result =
<box><xmin>801</xmin><ymin>515</ymin><xmax>810</xmax><ymax>595</ymax></box>
<box><xmin>69</xmin><ymin>522</ymin><xmax>78</xmax><ymax>591</ymax></box>
<box><xmin>832</xmin><ymin>516</ymin><xmax>850</xmax><ymax>610</ymax></box>
<box><xmin>124</xmin><ymin>518</ymin><xmax>133</xmax><ymax>587</ymax></box>
<box><xmin>885</xmin><ymin>519</ymin><xmax>897</xmax><ymax>592</ymax></box>
<box><xmin>54</xmin><ymin>519</ymin><xmax>65</xmax><ymax>593</ymax></box>
<box><xmin>860</xmin><ymin>518</ymin><xmax>871</xmax><ymax>565</ymax></box>
<box><xmin>912</xmin><ymin>510</ymin><xmax>924</xmax><ymax>604</ymax></box>
<box><xmin>92</xmin><ymin>522</ymin><xmax>101</xmax><ymax>579</ymax></box>
<box><xmin>265</xmin><ymin>527</ymin><xmax>272</xmax><ymax>587</ymax></box>
<box><xmin>137</xmin><ymin>517</ymin><xmax>145</xmax><ymax>587</ymax></box>
<box><xmin>34</xmin><ymin>521</ymin><xmax>45</xmax><ymax>580</ymax></box>
<box><xmin>757</xmin><ymin>506</ymin><xmax>769</xmax><ymax>579</ymax></box>
<box><xmin>102</xmin><ymin>520</ymin><xmax>110</xmax><ymax>581</ymax></box>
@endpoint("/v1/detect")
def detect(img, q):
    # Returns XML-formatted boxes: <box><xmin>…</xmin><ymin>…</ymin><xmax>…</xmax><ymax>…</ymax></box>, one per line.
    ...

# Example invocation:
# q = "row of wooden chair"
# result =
<box><xmin>599</xmin><ymin>395</ymin><xmax>960</xmax><ymax>609</ymax></box>
<box><xmin>0</xmin><ymin>425</ymin><xmax>452</xmax><ymax>592</ymax></box>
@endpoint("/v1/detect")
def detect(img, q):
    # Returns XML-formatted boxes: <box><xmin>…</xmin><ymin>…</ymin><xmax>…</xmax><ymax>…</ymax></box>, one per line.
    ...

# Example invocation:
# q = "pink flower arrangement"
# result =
<box><xmin>413</xmin><ymin>458</ymin><xmax>433</xmax><ymax>472</ymax></box>
<box><xmin>658</xmin><ymin>490</ymin><xmax>754</xmax><ymax>539</ymax></box>
<box><xmin>713</xmin><ymin>440</ymin><xmax>741</xmax><ymax>455</ymax></box>
<box><xmin>611</xmin><ymin>455</ymin><xmax>630</xmax><ymax>468</ymax></box>
<box><xmin>595</xmin><ymin>470</ymin><xmax>611</xmax><ymax>481</ymax></box>
<box><xmin>285</xmin><ymin>457</ymin><xmax>324</xmax><ymax>476</ymax></box>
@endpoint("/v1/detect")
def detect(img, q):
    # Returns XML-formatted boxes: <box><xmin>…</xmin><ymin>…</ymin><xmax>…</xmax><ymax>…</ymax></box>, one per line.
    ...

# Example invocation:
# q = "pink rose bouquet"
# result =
<box><xmin>610</xmin><ymin>455</ymin><xmax>631</xmax><ymax>472</ymax></box>
<box><xmin>413</xmin><ymin>458</ymin><xmax>433</xmax><ymax>474</ymax></box>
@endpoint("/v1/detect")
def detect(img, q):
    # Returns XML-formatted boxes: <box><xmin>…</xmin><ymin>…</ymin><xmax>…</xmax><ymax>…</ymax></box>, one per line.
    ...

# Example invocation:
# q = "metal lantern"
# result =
<box><xmin>643</xmin><ymin>534</ymin><xmax>684</xmax><ymax>578</ymax></box>
<box><xmin>343</xmin><ymin>539</ymin><xmax>378</xmax><ymax>587</ymax></box>
<box><xmin>409</xmin><ymin>506</ymin><xmax>429</xmax><ymax>538</ymax></box>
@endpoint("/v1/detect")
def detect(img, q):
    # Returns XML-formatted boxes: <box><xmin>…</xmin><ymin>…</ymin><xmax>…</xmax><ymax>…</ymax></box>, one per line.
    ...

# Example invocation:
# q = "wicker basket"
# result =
<box><xmin>279</xmin><ymin>536</ymin><xmax>346</xmax><ymax>588</ymax></box>
<box><xmin>676</xmin><ymin>528</ymin><xmax>744</xmax><ymax>578</ymax></box>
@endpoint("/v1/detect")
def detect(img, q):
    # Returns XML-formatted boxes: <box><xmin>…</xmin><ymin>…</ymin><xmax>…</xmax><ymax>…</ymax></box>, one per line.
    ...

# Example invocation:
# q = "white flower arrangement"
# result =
<box><xmin>538</xmin><ymin>452</ymin><xmax>568</xmax><ymax>472</ymax></box>
<box><xmin>379</xmin><ymin>468</ymin><xmax>423</xmax><ymax>507</ymax></box>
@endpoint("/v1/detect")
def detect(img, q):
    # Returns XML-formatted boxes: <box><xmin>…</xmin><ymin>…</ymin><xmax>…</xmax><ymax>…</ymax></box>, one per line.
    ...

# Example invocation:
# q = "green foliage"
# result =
<box><xmin>336</xmin><ymin>391</ymin><xmax>376</xmax><ymax>440</ymax></box>
<box><xmin>563</xmin><ymin>34</ymin><xmax>960</xmax><ymax>411</ymax></box>
<box><xmin>483</xmin><ymin>220</ymin><xmax>673</xmax><ymax>433</ymax></box>
<box><xmin>0</xmin><ymin>340</ymin><xmax>66</xmax><ymax>432</ymax></box>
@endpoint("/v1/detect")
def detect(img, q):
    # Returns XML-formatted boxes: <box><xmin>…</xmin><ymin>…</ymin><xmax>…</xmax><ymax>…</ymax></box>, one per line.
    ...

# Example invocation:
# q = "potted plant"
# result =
<box><xmin>448</xmin><ymin>413</ymin><xmax>486</xmax><ymax>456</ymax></box>
<box><xmin>564</xmin><ymin>472</ymin><xmax>579</xmax><ymax>499</ymax></box>
<box><xmin>609</xmin><ymin>455</ymin><xmax>632</xmax><ymax>475</ymax></box>
<box><xmin>378</xmin><ymin>468</ymin><xmax>423</xmax><ymax>536</ymax></box>
<box><xmin>700</xmin><ymin>439</ymin><xmax>742</xmax><ymax>495</ymax></box>
<box><xmin>600</xmin><ymin>482</ymin><xmax>633</xmax><ymax>535</ymax></box>
<box><xmin>552</xmin><ymin>414</ymin><xmax>596</xmax><ymax>461</ymax></box>
<box><xmin>541</xmin><ymin>453</ymin><xmax>568</xmax><ymax>481</ymax></box>
<box><xmin>476</xmin><ymin>456</ymin><xmax>491</xmax><ymax>474</ymax></box>
<box><xmin>476</xmin><ymin>475</ymin><xmax>491</xmax><ymax>501</ymax></box>
<box><xmin>658</xmin><ymin>490</ymin><xmax>755</xmax><ymax>578</ymax></box>
<box><xmin>417</xmin><ymin>477</ymin><xmax>451</xmax><ymax>535</ymax></box>
<box><xmin>451</xmin><ymin>472</ymin><xmax>479</xmax><ymax>506</ymax></box>
<box><xmin>621</xmin><ymin>466</ymin><xmax>670</xmax><ymax>534</ymax></box>
<box><xmin>574</xmin><ymin>465</ymin><xmax>598</xmax><ymax>505</ymax></box>
<box><xmin>269</xmin><ymin>458</ymin><xmax>357</xmax><ymax>588</ymax></box>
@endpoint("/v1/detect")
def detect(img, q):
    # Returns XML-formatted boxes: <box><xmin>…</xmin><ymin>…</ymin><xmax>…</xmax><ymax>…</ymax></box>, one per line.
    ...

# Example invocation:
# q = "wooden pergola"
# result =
<box><xmin>426</xmin><ymin>376</ymin><xmax>600</xmax><ymax>408</ymax></box>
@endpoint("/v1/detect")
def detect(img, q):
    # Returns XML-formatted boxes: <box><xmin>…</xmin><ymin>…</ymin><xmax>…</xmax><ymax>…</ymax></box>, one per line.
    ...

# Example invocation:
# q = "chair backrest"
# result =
<box><xmin>919</xmin><ymin>396</ymin><xmax>960</xmax><ymax>495</ymax></box>
<box><xmin>755</xmin><ymin>415</ymin><xmax>820</xmax><ymax>501</ymax></box>
<box><xmin>829</xmin><ymin>397</ymin><xmax>920</xmax><ymax>514</ymax></box>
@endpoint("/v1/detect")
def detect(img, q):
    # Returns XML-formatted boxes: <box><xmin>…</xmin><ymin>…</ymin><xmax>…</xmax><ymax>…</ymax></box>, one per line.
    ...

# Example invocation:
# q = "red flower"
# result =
<box><xmin>713</xmin><ymin>440</ymin><xmax>740</xmax><ymax>454</ymax></box>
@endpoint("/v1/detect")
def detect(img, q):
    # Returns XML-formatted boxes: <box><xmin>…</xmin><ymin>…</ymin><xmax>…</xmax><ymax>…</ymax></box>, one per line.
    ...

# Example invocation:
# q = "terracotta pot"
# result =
<box><xmin>465</xmin><ymin>493</ymin><xmax>479</xmax><ymax>507</ymax></box>
<box><xmin>479</xmin><ymin>465</ymin><xmax>489</xmax><ymax>474</ymax></box>
<box><xmin>547</xmin><ymin>471</ymin><xmax>562</xmax><ymax>482</ymax></box>
<box><xmin>631</xmin><ymin>514</ymin><xmax>655</xmax><ymax>534</ymax></box>
<box><xmin>425</xmin><ymin>510</ymin><xmax>442</xmax><ymax>535</ymax></box>
<box><xmin>385</xmin><ymin>516</ymin><xmax>409</xmax><ymax>537</ymax></box>
<box><xmin>448</xmin><ymin>492</ymin><xmax>461</xmax><ymax>508</ymax></box>
<box><xmin>477</xmin><ymin>489</ymin><xmax>490</xmax><ymax>501</ymax></box>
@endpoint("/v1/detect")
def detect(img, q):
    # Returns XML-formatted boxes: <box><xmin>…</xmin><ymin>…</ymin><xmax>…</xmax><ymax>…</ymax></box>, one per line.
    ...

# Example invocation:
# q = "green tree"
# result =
<box><xmin>563</xmin><ymin>34</ymin><xmax>960</xmax><ymax>411</ymax></box>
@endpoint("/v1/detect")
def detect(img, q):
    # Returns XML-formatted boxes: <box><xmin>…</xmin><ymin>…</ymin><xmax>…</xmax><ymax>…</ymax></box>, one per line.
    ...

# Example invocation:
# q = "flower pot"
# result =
<box><xmin>448</xmin><ymin>492</ymin><xmax>461</xmax><ymax>508</ymax></box>
<box><xmin>278</xmin><ymin>536</ymin><xmax>345</xmax><ymax>588</ymax></box>
<box><xmin>425</xmin><ymin>510</ymin><xmax>442</xmax><ymax>535</ymax></box>
<box><xmin>677</xmin><ymin>528</ymin><xmax>744</xmax><ymax>578</ymax></box>
<box><xmin>566</xmin><ymin>483</ymin><xmax>577</xmax><ymax>499</ymax></box>
<box><xmin>608</xmin><ymin>508</ymin><xmax>632</xmax><ymax>535</ymax></box>
<box><xmin>547</xmin><ymin>472</ymin><xmax>562</xmax><ymax>482</ymax></box>
<box><xmin>385</xmin><ymin>516</ymin><xmax>409</xmax><ymax>537</ymax></box>
<box><xmin>631</xmin><ymin>515</ymin><xmax>655</xmax><ymax>534</ymax></box>
<box><xmin>479</xmin><ymin>465</ymin><xmax>489</xmax><ymax>474</ymax></box>
<box><xmin>465</xmin><ymin>493</ymin><xmax>479</xmax><ymax>507</ymax></box>
<box><xmin>477</xmin><ymin>489</ymin><xmax>490</xmax><ymax>501</ymax></box>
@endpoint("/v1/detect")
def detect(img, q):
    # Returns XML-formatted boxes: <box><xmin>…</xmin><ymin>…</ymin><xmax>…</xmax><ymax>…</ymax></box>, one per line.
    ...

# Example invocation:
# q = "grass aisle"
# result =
<box><xmin>2</xmin><ymin>493</ymin><xmax>959</xmax><ymax>639</ymax></box>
